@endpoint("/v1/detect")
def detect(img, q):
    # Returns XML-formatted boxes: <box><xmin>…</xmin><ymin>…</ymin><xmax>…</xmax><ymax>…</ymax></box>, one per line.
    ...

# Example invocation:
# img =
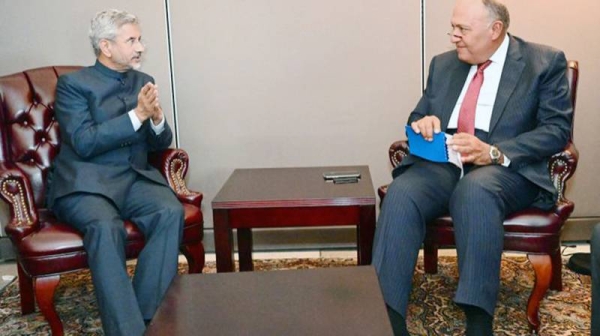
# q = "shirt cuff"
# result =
<box><xmin>128</xmin><ymin>109</ymin><xmax>165</xmax><ymax>135</ymax></box>
<box><xmin>502</xmin><ymin>155</ymin><xmax>511</xmax><ymax>167</ymax></box>
<box><xmin>128</xmin><ymin>110</ymin><xmax>142</xmax><ymax>131</ymax></box>
<box><xmin>150</xmin><ymin>116</ymin><xmax>165</xmax><ymax>135</ymax></box>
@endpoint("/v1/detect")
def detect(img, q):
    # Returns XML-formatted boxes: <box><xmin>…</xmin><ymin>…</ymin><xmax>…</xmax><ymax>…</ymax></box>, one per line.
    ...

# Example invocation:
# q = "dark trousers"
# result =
<box><xmin>372</xmin><ymin>160</ymin><xmax>539</xmax><ymax>317</ymax></box>
<box><xmin>53</xmin><ymin>177</ymin><xmax>184</xmax><ymax>336</ymax></box>
<box><xmin>592</xmin><ymin>224</ymin><xmax>600</xmax><ymax>335</ymax></box>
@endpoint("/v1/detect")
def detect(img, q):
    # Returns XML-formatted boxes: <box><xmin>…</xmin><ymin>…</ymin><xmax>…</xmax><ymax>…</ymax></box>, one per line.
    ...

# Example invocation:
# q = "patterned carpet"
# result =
<box><xmin>0</xmin><ymin>256</ymin><xmax>592</xmax><ymax>335</ymax></box>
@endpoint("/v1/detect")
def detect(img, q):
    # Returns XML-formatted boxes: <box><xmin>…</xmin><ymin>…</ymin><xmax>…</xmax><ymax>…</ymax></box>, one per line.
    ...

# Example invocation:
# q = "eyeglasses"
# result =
<box><xmin>447</xmin><ymin>21</ymin><xmax>498</xmax><ymax>38</ymax></box>
<box><xmin>107</xmin><ymin>37</ymin><xmax>146</xmax><ymax>48</ymax></box>
<box><xmin>447</xmin><ymin>25</ymin><xmax>472</xmax><ymax>38</ymax></box>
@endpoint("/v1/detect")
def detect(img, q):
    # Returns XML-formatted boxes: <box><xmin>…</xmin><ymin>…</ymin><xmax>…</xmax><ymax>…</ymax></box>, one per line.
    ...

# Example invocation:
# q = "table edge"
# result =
<box><xmin>212</xmin><ymin>197</ymin><xmax>376</xmax><ymax>209</ymax></box>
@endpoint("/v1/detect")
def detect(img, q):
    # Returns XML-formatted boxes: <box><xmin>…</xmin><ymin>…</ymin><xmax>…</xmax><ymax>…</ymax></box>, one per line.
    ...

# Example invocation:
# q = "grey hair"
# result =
<box><xmin>89</xmin><ymin>9</ymin><xmax>139</xmax><ymax>56</ymax></box>
<box><xmin>482</xmin><ymin>0</ymin><xmax>510</xmax><ymax>31</ymax></box>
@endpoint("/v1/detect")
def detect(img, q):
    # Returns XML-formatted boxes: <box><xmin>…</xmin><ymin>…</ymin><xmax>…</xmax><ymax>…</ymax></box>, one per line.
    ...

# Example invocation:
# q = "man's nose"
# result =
<box><xmin>135</xmin><ymin>40</ymin><xmax>145</xmax><ymax>53</ymax></box>
<box><xmin>448</xmin><ymin>33</ymin><xmax>461</xmax><ymax>44</ymax></box>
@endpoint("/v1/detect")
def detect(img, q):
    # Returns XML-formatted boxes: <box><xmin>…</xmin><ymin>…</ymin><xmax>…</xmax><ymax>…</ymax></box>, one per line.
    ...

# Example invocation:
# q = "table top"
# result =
<box><xmin>212</xmin><ymin>165</ymin><xmax>375</xmax><ymax>209</ymax></box>
<box><xmin>145</xmin><ymin>266</ymin><xmax>393</xmax><ymax>336</ymax></box>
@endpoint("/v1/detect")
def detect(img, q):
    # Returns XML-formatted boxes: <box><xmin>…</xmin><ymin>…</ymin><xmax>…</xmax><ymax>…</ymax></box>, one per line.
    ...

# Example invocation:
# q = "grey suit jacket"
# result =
<box><xmin>395</xmin><ymin>35</ymin><xmax>573</xmax><ymax>207</ymax></box>
<box><xmin>47</xmin><ymin>61</ymin><xmax>173</xmax><ymax>209</ymax></box>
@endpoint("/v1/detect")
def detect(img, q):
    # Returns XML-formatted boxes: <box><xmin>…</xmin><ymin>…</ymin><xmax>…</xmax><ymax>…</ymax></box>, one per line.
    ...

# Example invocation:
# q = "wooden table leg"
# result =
<box><xmin>237</xmin><ymin>228</ymin><xmax>254</xmax><ymax>271</ymax></box>
<box><xmin>357</xmin><ymin>205</ymin><xmax>376</xmax><ymax>265</ymax></box>
<box><xmin>213</xmin><ymin>209</ymin><xmax>235</xmax><ymax>272</ymax></box>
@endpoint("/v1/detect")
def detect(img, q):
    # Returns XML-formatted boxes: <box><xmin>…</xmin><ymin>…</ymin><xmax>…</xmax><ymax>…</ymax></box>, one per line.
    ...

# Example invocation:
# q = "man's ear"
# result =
<box><xmin>99</xmin><ymin>39</ymin><xmax>112</xmax><ymax>58</ymax></box>
<box><xmin>491</xmin><ymin>21</ymin><xmax>504</xmax><ymax>40</ymax></box>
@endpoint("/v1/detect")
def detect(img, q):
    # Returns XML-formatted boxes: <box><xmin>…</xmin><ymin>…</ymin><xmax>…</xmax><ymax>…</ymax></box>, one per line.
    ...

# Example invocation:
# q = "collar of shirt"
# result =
<box><xmin>94</xmin><ymin>59</ymin><xmax>128</xmax><ymax>80</ymax></box>
<box><xmin>489</xmin><ymin>33</ymin><xmax>510</xmax><ymax>66</ymax></box>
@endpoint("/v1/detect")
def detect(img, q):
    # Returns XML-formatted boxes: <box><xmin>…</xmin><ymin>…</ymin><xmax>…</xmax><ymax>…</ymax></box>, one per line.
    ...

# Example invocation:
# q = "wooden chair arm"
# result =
<box><xmin>549</xmin><ymin>142</ymin><xmax>578</xmax><ymax>206</ymax></box>
<box><xmin>148</xmin><ymin>148</ymin><xmax>203</xmax><ymax>208</ymax></box>
<box><xmin>388</xmin><ymin>140</ymin><xmax>410</xmax><ymax>168</ymax></box>
<box><xmin>0</xmin><ymin>162</ymin><xmax>39</xmax><ymax>241</ymax></box>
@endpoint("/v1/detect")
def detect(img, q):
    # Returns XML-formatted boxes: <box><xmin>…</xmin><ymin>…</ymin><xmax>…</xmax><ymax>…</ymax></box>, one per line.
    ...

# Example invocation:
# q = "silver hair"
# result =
<box><xmin>89</xmin><ymin>9</ymin><xmax>139</xmax><ymax>56</ymax></box>
<box><xmin>482</xmin><ymin>0</ymin><xmax>510</xmax><ymax>31</ymax></box>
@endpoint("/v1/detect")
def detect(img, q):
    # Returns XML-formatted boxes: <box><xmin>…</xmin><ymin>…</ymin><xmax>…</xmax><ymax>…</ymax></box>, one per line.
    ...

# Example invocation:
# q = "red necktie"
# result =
<box><xmin>457</xmin><ymin>60</ymin><xmax>492</xmax><ymax>134</ymax></box>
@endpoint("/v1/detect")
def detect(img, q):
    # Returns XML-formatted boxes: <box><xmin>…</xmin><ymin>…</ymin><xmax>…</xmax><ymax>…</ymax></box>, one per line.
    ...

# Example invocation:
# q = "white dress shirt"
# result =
<box><xmin>448</xmin><ymin>34</ymin><xmax>511</xmax><ymax>166</ymax></box>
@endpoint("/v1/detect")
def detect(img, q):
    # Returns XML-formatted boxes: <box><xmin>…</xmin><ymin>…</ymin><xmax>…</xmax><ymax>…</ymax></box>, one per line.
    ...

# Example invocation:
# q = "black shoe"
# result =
<box><xmin>386</xmin><ymin>305</ymin><xmax>410</xmax><ymax>336</ymax></box>
<box><xmin>459</xmin><ymin>304</ymin><xmax>493</xmax><ymax>336</ymax></box>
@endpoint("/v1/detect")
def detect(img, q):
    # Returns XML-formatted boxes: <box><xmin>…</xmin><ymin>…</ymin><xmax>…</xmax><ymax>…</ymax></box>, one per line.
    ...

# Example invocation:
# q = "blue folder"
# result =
<box><xmin>405</xmin><ymin>125</ymin><xmax>449</xmax><ymax>163</ymax></box>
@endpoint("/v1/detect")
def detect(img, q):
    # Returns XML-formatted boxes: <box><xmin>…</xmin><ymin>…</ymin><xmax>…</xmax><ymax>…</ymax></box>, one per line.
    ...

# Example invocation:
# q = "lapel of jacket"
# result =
<box><xmin>440</xmin><ymin>60</ymin><xmax>471</xmax><ymax>129</ymax></box>
<box><xmin>488</xmin><ymin>35</ymin><xmax>525</xmax><ymax>135</ymax></box>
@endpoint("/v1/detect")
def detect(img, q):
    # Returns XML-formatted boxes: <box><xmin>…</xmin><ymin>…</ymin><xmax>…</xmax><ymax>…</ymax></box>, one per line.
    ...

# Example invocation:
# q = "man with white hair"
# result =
<box><xmin>47</xmin><ymin>9</ymin><xmax>184</xmax><ymax>335</ymax></box>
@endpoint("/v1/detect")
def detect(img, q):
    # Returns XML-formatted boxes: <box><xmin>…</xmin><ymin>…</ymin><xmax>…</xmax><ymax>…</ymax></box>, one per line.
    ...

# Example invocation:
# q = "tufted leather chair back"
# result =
<box><xmin>0</xmin><ymin>66</ymin><xmax>82</xmax><ymax>208</ymax></box>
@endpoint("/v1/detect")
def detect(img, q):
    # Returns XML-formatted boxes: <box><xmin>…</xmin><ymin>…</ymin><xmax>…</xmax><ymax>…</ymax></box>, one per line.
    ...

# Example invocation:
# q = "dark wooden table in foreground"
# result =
<box><xmin>145</xmin><ymin>266</ymin><xmax>393</xmax><ymax>335</ymax></box>
<box><xmin>212</xmin><ymin>166</ymin><xmax>376</xmax><ymax>272</ymax></box>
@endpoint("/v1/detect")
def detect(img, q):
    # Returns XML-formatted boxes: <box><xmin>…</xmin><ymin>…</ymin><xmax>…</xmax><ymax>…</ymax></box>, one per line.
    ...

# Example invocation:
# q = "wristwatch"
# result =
<box><xmin>489</xmin><ymin>145</ymin><xmax>502</xmax><ymax>165</ymax></box>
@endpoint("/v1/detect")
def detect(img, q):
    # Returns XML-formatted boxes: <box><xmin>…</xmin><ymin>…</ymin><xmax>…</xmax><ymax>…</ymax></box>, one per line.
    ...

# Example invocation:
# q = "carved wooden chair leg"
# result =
<box><xmin>526</xmin><ymin>254</ymin><xmax>552</xmax><ymax>334</ymax></box>
<box><xmin>550</xmin><ymin>249</ymin><xmax>563</xmax><ymax>291</ymax></box>
<box><xmin>181</xmin><ymin>242</ymin><xmax>206</xmax><ymax>274</ymax></box>
<box><xmin>423</xmin><ymin>240</ymin><xmax>439</xmax><ymax>274</ymax></box>
<box><xmin>35</xmin><ymin>275</ymin><xmax>63</xmax><ymax>336</ymax></box>
<box><xmin>17</xmin><ymin>263</ymin><xmax>35</xmax><ymax>314</ymax></box>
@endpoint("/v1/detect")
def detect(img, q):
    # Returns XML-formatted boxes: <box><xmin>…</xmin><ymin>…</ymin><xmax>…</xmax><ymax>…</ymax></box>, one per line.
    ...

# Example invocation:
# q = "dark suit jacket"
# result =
<box><xmin>396</xmin><ymin>35</ymin><xmax>573</xmax><ymax>207</ymax></box>
<box><xmin>47</xmin><ymin>61</ymin><xmax>173</xmax><ymax>209</ymax></box>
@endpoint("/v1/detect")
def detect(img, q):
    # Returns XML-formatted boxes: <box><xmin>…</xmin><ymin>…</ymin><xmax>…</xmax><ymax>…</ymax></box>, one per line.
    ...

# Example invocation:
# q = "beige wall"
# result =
<box><xmin>169</xmin><ymin>0</ymin><xmax>421</xmax><ymax>229</ymax></box>
<box><xmin>1</xmin><ymin>0</ymin><xmax>599</xmax><ymax>245</ymax></box>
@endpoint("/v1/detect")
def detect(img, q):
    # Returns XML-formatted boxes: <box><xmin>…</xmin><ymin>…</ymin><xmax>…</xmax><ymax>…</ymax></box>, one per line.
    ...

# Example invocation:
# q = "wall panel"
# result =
<box><xmin>170</xmin><ymin>0</ymin><xmax>422</xmax><ymax>229</ymax></box>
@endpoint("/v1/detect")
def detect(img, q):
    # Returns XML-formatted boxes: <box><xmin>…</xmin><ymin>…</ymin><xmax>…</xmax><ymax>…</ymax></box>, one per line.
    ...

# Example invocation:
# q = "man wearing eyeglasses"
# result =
<box><xmin>372</xmin><ymin>0</ymin><xmax>572</xmax><ymax>335</ymax></box>
<box><xmin>47</xmin><ymin>9</ymin><xmax>184</xmax><ymax>336</ymax></box>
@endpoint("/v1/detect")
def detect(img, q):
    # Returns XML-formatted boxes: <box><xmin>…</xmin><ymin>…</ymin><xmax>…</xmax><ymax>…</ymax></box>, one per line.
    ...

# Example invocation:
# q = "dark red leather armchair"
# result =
<box><xmin>0</xmin><ymin>66</ymin><xmax>205</xmax><ymax>335</ymax></box>
<box><xmin>378</xmin><ymin>60</ymin><xmax>579</xmax><ymax>334</ymax></box>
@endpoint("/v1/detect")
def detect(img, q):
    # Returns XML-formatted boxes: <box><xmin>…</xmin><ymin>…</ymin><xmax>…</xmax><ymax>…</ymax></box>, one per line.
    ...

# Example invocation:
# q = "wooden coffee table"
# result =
<box><xmin>145</xmin><ymin>266</ymin><xmax>393</xmax><ymax>335</ymax></box>
<box><xmin>212</xmin><ymin>166</ymin><xmax>376</xmax><ymax>272</ymax></box>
